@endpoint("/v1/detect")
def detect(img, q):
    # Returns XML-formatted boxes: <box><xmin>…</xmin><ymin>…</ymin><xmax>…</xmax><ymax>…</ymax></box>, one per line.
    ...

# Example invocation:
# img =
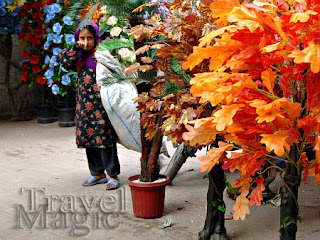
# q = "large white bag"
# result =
<box><xmin>96</xmin><ymin>50</ymin><xmax>142</xmax><ymax>152</ymax></box>
<box><xmin>100</xmin><ymin>81</ymin><xmax>142</xmax><ymax>152</ymax></box>
<box><xmin>96</xmin><ymin>50</ymin><xmax>169</xmax><ymax>156</ymax></box>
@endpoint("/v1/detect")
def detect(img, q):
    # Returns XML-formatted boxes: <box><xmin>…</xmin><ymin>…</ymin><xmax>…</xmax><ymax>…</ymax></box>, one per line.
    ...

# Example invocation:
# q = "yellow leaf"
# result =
<box><xmin>209</xmin><ymin>0</ymin><xmax>240</xmax><ymax>27</ymax></box>
<box><xmin>232</xmin><ymin>189</ymin><xmax>250</xmax><ymax>221</ymax></box>
<box><xmin>139</xmin><ymin>65</ymin><xmax>154</xmax><ymax>72</ymax></box>
<box><xmin>261</xmin><ymin>68</ymin><xmax>276</xmax><ymax>94</ymax></box>
<box><xmin>237</xmin><ymin>19</ymin><xmax>260</xmax><ymax>32</ymax></box>
<box><xmin>182</xmin><ymin>46</ymin><xmax>210</xmax><ymax>71</ymax></box>
<box><xmin>182</xmin><ymin>123</ymin><xmax>218</xmax><ymax>146</ymax></box>
<box><xmin>198</xmin><ymin>142</ymin><xmax>234</xmax><ymax>172</ymax></box>
<box><xmin>199</xmin><ymin>26</ymin><xmax>237</xmax><ymax>48</ymax></box>
<box><xmin>213</xmin><ymin>104</ymin><xmax>244</xmax><ymax>131</ymax></box>
<box><xmin>227</xmin><ymin>6</ymin><xmax>258</xmax><ymax>24</ymax></box>
<box><xmin>125</xmin><ymin>63</ymin><xmax>140</xmax><ymax>74</ymax></box>
<box><xmin>260</xmin><ymin>42</ymin><xmax>280</xmax><ymax>53</ymax></box>
<box><xmin>189</xmin><ymin>117</ymin><xmax>215</xmax><ymax>128</ymax></box>
<box><xmin>290</xmin><ymin>10</ymin><xmax>318</xmax><ymax>23</ymax></box>
<box><xmin>288</xmin><ymin>41</ymin><xmax>320</xmax><ymax>73</ymax></box>
<box><xmin>251</xmin><ymin>99</ymin><xmax>284</xmax><ymax>123</ymax></box>
<box><xmin>260</xmin><ymin>130</ymin><xmax>290</xmax><ymax>156</ymax></box>
<box><xmin>141</xmin><ymin>57</ymin><xmax>153</xmax><ymax>64</ymax></box>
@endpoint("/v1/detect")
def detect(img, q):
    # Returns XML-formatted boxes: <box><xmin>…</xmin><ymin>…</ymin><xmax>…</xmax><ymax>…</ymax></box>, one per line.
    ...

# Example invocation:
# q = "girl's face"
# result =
<box><xmin>78</xmin><ymin>29</ymin><xmax>95</xmax><ymax>51</ymax></box>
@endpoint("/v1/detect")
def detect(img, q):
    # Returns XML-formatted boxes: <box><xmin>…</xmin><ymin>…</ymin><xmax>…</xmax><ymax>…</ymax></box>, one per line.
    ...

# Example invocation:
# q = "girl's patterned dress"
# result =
<box><xmin>58</xmin><ymin>45</ymin><xmax>114</xmax><ymax>149</ymax></box>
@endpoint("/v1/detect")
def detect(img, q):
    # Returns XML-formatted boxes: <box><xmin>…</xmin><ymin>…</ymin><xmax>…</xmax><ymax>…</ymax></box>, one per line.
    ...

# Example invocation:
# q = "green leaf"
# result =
<box><xmin>218</xmin><ymin>205</ymin><xmax>226</xmax><ymax>212</ymax></box>
<box><xmin>99</xmin><ymin>25</ymin><xmax>111</xmax><ymax>36</ymax></box>
<box><xmin>169</xmin><ymin>57</ymin><xmax>192</xmax><ymax>81</ymax></box>
<box><xmin>279</xmin><ymin>216</ymin><xmax>290</xmax><ymax>233</ymax></box>
<box><xmin>64</xmin><ymin>71</ymin><xmax>78</xmax><ymax>76</ymax></box>
<box><xmin>202</xmin><ymin>174</ymin><xmax>208</xmax><ymax>179</ymax></box>
<box><xmin>212</xmin><ymin>201</ymin><xmax>217</xmax><ymax>207</ymax></box>
<box><xmin>297</xmin><ymin>212</ymin><xmax>302</xmax><ymax>223</ymax></box>
<box><xmin>97</xmin><ymin>38</ymin><xmax>134</xmax><ymax>51</ymax></box>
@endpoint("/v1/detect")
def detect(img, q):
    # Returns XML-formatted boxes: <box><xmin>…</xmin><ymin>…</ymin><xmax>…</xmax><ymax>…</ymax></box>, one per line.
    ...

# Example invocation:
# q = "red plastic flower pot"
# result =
<box><xmin>127</xmin><ymin>174</ymin><xmax>170</xmax><ymax>219</ymax></box>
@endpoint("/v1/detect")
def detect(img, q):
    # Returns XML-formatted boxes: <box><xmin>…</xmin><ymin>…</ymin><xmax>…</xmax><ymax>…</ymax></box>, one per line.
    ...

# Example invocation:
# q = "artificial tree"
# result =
<box><xmin>129</xmin><ymin>0</ymin><xmax>234</xmax><ymax>237</ymax></box>
<box><xmin>182</xmin><ymin>0</ymin><xmax>320</xmax><ymax>239</ymax></box>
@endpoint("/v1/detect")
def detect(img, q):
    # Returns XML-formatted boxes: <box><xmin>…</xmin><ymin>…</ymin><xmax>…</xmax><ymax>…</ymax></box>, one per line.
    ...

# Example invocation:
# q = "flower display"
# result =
<box><xmin>110</xmin><ymin>26</ymin><xmax>122</xmax><ymax>37</ymax></box>
<box><xmin>19</xmin><ymin>0</ymin><xmax>46</xmax><ymax>86</ymax></box>
<box><xmin>106</xmin><ymin>15</ymin><xmax>117</xmax><ymax>26</ymax></box>
<box><xmin>43</xmin><ymin>0</ymin><xmax>77</xmax><ymax>97</ymax></box>
<box><xmin>97</xmin><ymin>8</ymin><xmax>135</xmax><ymax>67</ymax></box>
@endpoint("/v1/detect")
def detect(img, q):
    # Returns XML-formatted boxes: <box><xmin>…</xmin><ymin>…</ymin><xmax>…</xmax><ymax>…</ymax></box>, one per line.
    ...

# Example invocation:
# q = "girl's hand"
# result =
<box><xmin>77</xmin><ymin>40</ymin><xmax>86</xmax><ymax>50</ymax></box>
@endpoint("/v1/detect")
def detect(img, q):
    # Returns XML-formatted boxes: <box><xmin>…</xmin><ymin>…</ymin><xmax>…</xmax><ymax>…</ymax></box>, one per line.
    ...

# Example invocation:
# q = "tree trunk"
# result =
<box><xmin>140</xmin><ymin>114</ymin><xmax>164</xmax><ymax>182</ymax></box>
<box><xmin>164</xmin><ymin>144</ymin><xmax>197</xmax><ymax>182</ymax></box>
<box><xmin>199</xmin><ymin>163</ymin><xmax>227</xmax><ymax>240</ymax></box>
<box><xmin>280</xmin><ymin>146</ymin><xmax>301</xmax><ymax>240</ymax></box>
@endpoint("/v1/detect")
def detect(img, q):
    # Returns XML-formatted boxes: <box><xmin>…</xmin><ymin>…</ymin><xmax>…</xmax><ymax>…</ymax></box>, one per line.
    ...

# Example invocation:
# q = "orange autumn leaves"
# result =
<box><xmin>180</xmin><ymin>0</ymin><xmax>320</xmax><ymax>221</ymax></box>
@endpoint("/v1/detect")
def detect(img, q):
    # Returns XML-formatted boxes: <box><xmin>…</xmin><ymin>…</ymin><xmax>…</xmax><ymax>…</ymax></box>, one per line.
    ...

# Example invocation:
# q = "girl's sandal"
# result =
<box><xmin>82</xmin><ymin>175</ymin><xmax>108</xmax><ymax>187</ymax></box>
<box><xmin>106</xmin><ymin>178</ymin><xmax>120</xmax><ymax>190</ymax></box>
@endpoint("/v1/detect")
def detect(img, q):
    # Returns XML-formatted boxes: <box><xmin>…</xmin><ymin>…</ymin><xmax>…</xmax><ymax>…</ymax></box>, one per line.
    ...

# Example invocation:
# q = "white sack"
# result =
<box><xmin>96</xmin><ymin>50</ymin><xmax>169</xmax><ymax>155</ymax></box>
<box><xmin>96</xmin><ymin>50</ymin><xmax>142</xmax><ymax>152</ymax></box>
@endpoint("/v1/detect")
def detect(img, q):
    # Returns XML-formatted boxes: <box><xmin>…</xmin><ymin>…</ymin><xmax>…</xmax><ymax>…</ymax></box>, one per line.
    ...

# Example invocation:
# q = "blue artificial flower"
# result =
<box><xmin>51</xmin><ymin>84</ymin><xmax>59</xmax><ymax>95</ymax></box>
<box><xmin>44</xmin><ymin>55</ymin><xmax>51</xmax><ymax>65</ymax></box>
<box><xmin>52</xmin><ymin>22</ymin><xmax>62</xmax><ymax>34</ymax></box>
<box><xmin>45</xmin><ymin>12</ymin><xmax>56</xmax><ymax>24</ymax></box>
<box><xmin>56</xmin><ymin>0</ymin><xmax>62</xmax><ymax>3</ymax></box>
<box><xmin>43</xmin><ymin>41</ymin><xmax>51</xmax><ymax>50</ymax></box>
<box><xmin>0</xmin><ymin>8</ymin><xmax>6</xmax><ymax>17</ymax></box>
<box><xmin>74</xmin><ymin>73</ymin><xmax>78</xmax><ymax>79</ymax></box>
<box><xmin>65</xmin><ymin>34</ymin><xmax>75</xmax><ymax>44</ymax></box>
<box><xmin>61</xmin><ymin>75</ymin><xmax>71</xmax><ymax>86</ymax></box>
<box><xmin>63</xmin><ymin>16</ymin><xmax>73</xmax><ymax>26</ymax></box>
<box><xmin>53</xmin><ymin>34</ymin><xmax>62</xmax><ymax>44</ymax></box>
<box><xmin>49</xmin><ymin>3</ymin><xmax>61</xmax><ymax>14</ymax></box>
<box><xmin>43</xmin><ymin>5</ymin><xmax>48</xmax><ymax>14</ymax></box>
<box><xmin>0</xmin><ymin>1</ymin><xmax>5</xmax><ymax>8</ymax></box>
<box><xmin>47</xmin><ymin>79</ymin><xmax>53</xmax><ymax>87</ymax></box>
<box><xmin>47</xmin><ymin>32</ymin><xmax>55</xmax><ymax>42</ymax></box>
<box><xmin>52</xmin><ymin>47</ymin><xmax>62</xmax><ymax>56</ymax></box>
<box><xmin>50</xmin><ymin>56</ymin><xmax>59</xmax><ymax>67</ymax></box>
<box><xmin>45</xmin><ymin>69</ymin><xmax>54</xmax><ymax>79</ymax></box>
<box><xmin>0</xmin><ymin>27</ymin><xmax>8</xmax><ymax>35</ymax></box>
<box><xmin>5</xmin><ymin>0</ymin><xmax>13</xmax><ymax>4</ymax></box>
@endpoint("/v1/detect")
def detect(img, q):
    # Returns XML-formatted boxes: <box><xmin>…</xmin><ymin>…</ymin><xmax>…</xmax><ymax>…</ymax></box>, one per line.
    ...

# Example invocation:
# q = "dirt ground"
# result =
<box><xmin>0</xmin><ymin>119</ymin><xmax>320</xmax><ymax>240</ymax></box>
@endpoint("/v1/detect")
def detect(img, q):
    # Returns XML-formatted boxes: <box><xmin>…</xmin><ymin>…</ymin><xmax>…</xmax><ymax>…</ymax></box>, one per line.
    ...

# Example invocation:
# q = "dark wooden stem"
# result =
<box><xmin>199</xmin><ymin>163</ymin><xmax>227</xmax><ymax>240</ymax></box>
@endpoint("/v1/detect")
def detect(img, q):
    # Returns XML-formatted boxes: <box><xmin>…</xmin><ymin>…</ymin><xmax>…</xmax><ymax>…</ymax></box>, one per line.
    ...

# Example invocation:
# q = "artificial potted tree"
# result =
<box><xmin>181</xmin><ymin>0</ymin><xmax>320</xmax><ymax>239</ymax></box>
<box><xmin>126</xmin><ymin>0</ymin><xmax>218</xmax><ymax>220</ymax></box>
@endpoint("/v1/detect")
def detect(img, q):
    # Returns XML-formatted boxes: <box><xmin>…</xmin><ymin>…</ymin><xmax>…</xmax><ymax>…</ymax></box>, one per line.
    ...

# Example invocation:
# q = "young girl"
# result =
<box><xmin>58</xmin><ymin>21</ymin><xmax>120</xmax><ymax>190</ymax></box>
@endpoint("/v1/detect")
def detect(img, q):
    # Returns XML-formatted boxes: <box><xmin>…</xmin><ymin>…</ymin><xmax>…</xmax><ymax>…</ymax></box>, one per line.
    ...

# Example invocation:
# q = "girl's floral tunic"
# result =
<box><xmin>58</xmin><ymin>45</ymin><xmax>113</xmax><ymax>148</ymax></box>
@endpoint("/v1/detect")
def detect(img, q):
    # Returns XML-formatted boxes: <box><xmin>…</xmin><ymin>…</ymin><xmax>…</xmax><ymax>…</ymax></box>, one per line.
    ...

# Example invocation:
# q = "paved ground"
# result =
<box><xmin>1</xmin><ymin>119</ymin><xmax>320</xmax><ymax>240</ymax></box>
